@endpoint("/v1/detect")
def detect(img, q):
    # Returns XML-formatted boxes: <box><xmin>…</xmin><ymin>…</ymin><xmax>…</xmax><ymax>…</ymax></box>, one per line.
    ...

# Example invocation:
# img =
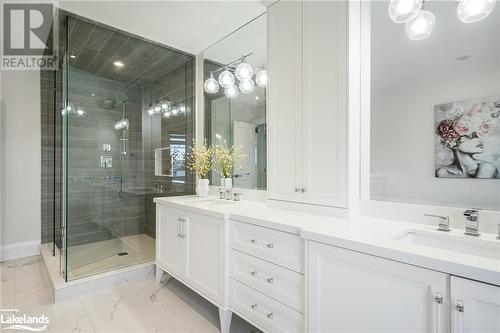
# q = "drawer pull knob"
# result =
<box><xmin>251</xmin><ymin>239</ymin><xmax>258</xmax><ymax>244</ymax></box>
<box><xmin>267</xmin><ymin>243</ymin><xmax>274</xmax><ymax>248</ymax></box>
<box><xmin>267</xmin><ymin>277</ymin><xmax>274</xmax><ymax>283</ymax></box>
<box><xmin>267</xmin><ymin>313</ymin><xmax>273</xmax><ymax>320</ymax></box>
<box><xmin>251</xmin><ymin>304</ymin><xmax>258</xmax><ymax>310</ymax></box>
<box><xmin>251</xmin><ymin>271</ymin><xmax>258</xmax><ymax>276</ymax></box>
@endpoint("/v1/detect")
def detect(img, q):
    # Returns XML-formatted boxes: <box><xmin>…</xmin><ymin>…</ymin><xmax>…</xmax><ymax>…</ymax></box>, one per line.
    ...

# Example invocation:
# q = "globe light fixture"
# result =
<box><xmin>388</xmin><ymin>0</ymin><xmax>423</xmax><ymax>23</ymax></box>
<box><xmin>255</xmin><ymin>67</ymin><xmax>268</xmax><ymax>87</ymax></box>
<box><xmin>147</xmin><ymin>106</ymin><xmax>155</xmax><ymax>116</ymax></box>
<box><xmin>179</xmin><ymin>104</ymin><xmax>186</xmax><ymax>113</ymax></box>
<box><xmin>405</xmin><ymin>9</ymin><xmax>435</xmax><ymax>40</ymax></box>
<box><xmin>457</xmin><ymin>0</ymin><xmax>496</xmax><ymax>23</ymax></box>
<box><xmin>204</xmin><ymin>72</ymin><xmax>219</xmax><ymax>93</ymax></box>
<box><xmin>160</xmin><ymin>100</ymin><xmax>170</xmax><ymax>110</ymax></box>
<box><xmin>235</xmin><ymin>58</ymin><xmax>254</xmax><ymax>81</ymax></box>
<box><xmin>162</xmin><ymin>111</ymin><xmax>171</xmax><ymax>118</ymax></box>
<box><xmin>171</xmin><ymin>107</ymin><xmax>179</xmax><ymax>115</ymax></box>
<box><xmin>218</xmin><ymin>67</ymin><xmax>235</xmax><ymax>89</ymax></box>
<box><xmin>224</xmin><ymin>84</ymin><xmax>238</xmax><ymax>99</ymax></box>
<box><xmin>153</xmin><ymin>104</ymin><xmax>161</xmax><ymax>113</ymax></box>
<box><xmin>239</xmin><ymin>79</ymin><xmax>255</xmax><ymax>94</ymax></box>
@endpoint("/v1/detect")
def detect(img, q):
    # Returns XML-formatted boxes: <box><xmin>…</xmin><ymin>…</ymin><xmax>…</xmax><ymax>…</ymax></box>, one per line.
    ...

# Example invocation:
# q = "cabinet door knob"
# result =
<box><xmin>267</xmin><ymin>277</ymin><xmax>274</xmax><ymax>283</ymax></box>
<box><xmin>267</xmin><ymin>313</ymin><xmax>273</xmax><ymax>320</ymax></box>
<box><xmin>251</xmin><ymin>304</ymin><xmax>258</xmax><ymax>310</ymax></box>
<box><xmin>301</xmin><ymin>188</ymin><xmax>306</xmax><ymax>193</ymax></box>
<box><xmin>267</xmin><ymin>243</ymin><xmax>274</xmax><ymax>248</ymax></box>
<box><xmin>251</xmin><ymin>271</ymin><xmax>258</xmax><ymax>276</ymax></box>
<box><xmin>251</xmin><ymin>239</ymin><xmax>258</xmax><ymax>244</ymax></box>
<box><xmin>434</xmin><ymin>293</ymin><xmax>443</xmax><ymax>304</ymax></box>
<box><xmin>294</xmin><ymin>188</ymin><xmax>300</xmax><ymax>192</ymax></box>
<box><xmin>456</xmin><ymin>301</ymin><xmax>464</xmax><ymax>313</ymax></box>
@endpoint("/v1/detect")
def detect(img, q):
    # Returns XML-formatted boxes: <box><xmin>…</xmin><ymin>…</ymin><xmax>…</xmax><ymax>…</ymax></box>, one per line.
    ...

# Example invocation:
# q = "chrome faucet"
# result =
<box><xmin>425</xmin><ymin>214</ymin><xmax>450</xmax><ymax>232</ymax></box>
<box><xmin>464</xmin><ymin>209</ymin><xmax>480</xmax><ymax>236</ymax></box>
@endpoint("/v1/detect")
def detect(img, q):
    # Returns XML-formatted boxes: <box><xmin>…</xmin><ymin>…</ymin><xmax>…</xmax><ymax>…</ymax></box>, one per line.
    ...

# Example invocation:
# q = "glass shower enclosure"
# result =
<box><xmin>44</xmin><ymin>12</ymin><xmax>195</xmax><ymax>281</ymax></box>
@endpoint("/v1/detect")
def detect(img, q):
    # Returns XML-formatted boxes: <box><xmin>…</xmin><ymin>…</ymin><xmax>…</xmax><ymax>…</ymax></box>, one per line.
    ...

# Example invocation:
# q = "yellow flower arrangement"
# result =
<box><xmin>213</xmin><ymin>144</ymin><xmax>245</xmax><ymax>178</ymax></box>
<box><xmin>186</xmin><ymin>141</ymin><xmax>212</xmax><ymax>179</ymax></box>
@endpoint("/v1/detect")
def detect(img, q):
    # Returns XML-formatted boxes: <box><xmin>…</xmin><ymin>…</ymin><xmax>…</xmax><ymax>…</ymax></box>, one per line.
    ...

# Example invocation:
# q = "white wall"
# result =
<box><xmin>0</xmin><ymin>70</ymin><xmax>41</xmax><ymax>260</ymax></box>
<box><xmin>371</xmin><ymin>63</ymin><xmax>500</xmax><ymax>211</ymax></box>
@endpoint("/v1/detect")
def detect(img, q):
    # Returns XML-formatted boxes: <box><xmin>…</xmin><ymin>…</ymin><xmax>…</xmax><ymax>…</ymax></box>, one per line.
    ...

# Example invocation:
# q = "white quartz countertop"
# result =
<box><xmin>154</xmin><ymin>196</ymin><xmax>500</xmax><ymax>286</ymax></box>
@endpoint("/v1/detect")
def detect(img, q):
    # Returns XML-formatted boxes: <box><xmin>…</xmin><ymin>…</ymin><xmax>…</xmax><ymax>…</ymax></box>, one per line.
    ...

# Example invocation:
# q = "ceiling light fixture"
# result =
<box><xmin>388</xmin><ymin>0</ymin><xmax>423</xmax><ymax>23</ymax></box>
<box><xmin>113</xmin><ymin>61</ymin><xmax>124</xmax><ymax>67</ymax></box>
<box><xmin>405</xmin><ymin>9</ymin><xmax>435</xmax><ymax>40</ymax></box>
<box><xmin>457</xmin><ymin>0</ymin><xmax>496</xmax><ymax>23</ymax></box>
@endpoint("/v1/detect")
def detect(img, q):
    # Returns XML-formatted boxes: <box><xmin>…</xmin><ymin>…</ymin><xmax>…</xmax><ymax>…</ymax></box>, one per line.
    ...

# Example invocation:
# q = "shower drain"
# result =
<box><xmin>117</xmin><ymin>251</ymin><xmax>129</xmax><ymax>256</ymax></box>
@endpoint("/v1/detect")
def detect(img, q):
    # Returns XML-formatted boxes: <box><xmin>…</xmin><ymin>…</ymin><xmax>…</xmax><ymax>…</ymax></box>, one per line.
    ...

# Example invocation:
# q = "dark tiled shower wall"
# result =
<box><xmin>41</xmin><ymin>70</ymin><xmax>63</xmax><ymax>245</ymax></box>
<box><xmin>143</xmin><ymin>60</ymin><xmax>196</xmax><ymax>237</ymax></box>
<box><xmin>66</xmin><ymin>69</ymin><xmax>147</xmax><ymax>241</ymax></box>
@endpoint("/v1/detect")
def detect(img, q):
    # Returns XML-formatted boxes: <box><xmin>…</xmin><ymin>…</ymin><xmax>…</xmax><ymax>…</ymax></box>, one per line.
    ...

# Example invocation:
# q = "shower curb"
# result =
<box><xmin>40</xmin><ymin>244</ymin><xmax>155</xmax><ymax>303</ymax></box>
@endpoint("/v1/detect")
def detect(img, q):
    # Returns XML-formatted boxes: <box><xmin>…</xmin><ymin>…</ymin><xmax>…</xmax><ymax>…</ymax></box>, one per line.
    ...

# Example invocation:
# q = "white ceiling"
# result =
<box><xmin>59</xmin><ymin>0</ymin><xmax>267</xmax><ymax>55</ymax></box>
<box><xmin>371</xmin><ymin>0</ymin><xmax>500</xmax><ymax>91</ymax></box>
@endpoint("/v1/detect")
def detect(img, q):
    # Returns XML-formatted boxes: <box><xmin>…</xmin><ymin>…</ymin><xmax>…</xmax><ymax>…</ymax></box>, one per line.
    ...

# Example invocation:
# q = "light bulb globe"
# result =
<box><xmin>255</xmin><ymin>69</ymin><xmax>268</xmax><ymax>87</ymax></box>
<box><xmin>224</xmin><ymin>85</ymin><xmax>239</xmax><ymax>99</ymax></box>
<box><xmin>457</xmin><ymin>0</ymin><xmax>496</xmax><ymax>23</ymax></box>
<box><xmin>239</xmin><ymin>79</ymin><xmax>255</xmax><ymax>94</ymax></box>
<box><xmin>204</xmin><ymin>73</ymin><xmax>219</xmax><ymax>94</ymax></box>
<box><xmin>388</xmin><ymin>0</ymin><xmax>423</xmax><ymax>23</ymax></box>
<box><xmin>235</xmin><ymin>62</ymin><xmax>254</xmax><ymax>81</ymax></box>
<box><xmin>218</xmin><ymin>69</ymin><xmax>235</xmax><ymax>89</ymax></box>
<box><xmin>405</xmin><ymin>10</ymin><xmax>435</xmax><ymax>40</ymax></box>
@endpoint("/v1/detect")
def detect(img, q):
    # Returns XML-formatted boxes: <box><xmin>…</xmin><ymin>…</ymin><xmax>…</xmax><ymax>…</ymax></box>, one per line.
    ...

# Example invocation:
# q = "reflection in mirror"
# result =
<box><xmin>370</xmin><ymin>1</ymin><xmax>500</xmax><ymax>211</ymax></box>
<box><xmin>203</xmin><ymin>14</ymin><xmax>267</xmax><ymax>190</ymax></box>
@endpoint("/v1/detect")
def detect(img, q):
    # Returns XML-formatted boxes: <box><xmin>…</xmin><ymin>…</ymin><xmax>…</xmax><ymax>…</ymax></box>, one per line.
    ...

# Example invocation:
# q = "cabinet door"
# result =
<box><xmin>267</xmin><ymin>0</ymin><xmax>303</xmax><ymax>203</ymax></box>
<box><xmin>308</xmin><ymin>242</ymin><xmax>449</xmax><ymax>333</ymax></box>
<box><xmin>156</xmin><ymin>205</ymin><xmax>185</xmax><ymax>278</ymax></box>
<box><xmin>451</xmin><ymin>276</ymin><xmax>500</xmax><ymax>333</ymax></box>
<box><xmin>184</xmin><ymin>212</ymin><xmax>225</xmax><ymax>305</ymax></box>
<box><xmin>302</xmin><ymin>0</ymin><xmax>348</xmax><ymax>208</ymax></box>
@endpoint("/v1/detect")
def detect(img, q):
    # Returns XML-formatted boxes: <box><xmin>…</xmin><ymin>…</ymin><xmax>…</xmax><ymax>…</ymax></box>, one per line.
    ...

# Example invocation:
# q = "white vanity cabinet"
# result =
<box><xmin>229</xmin><ymin>220</ymin><xmax>305</xmax><ymax>333</ymax></box>
<box><xmin>308</xmin><ymin>242</ymin><xmax>449</xmax><ymax>333</ymax></box>
<box><xmin>267</xmin><ymin>0</ymin><xmax>348</xmax><ymax>208</ymax></box>
<box><xmin>156</xmin><ymin>204</ymin><xmax>225</xmax><ymax>305</ymax></box>
<box><xmin>451</xmin><ymin>276</ymin><xmax>500</xmax><ymax>333</ymax></box>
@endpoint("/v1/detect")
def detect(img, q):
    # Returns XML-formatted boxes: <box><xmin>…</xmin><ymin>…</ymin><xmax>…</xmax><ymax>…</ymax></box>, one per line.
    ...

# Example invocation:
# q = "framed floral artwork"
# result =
<box><xmin>435</xmin><ymin>96</ymin><xmax>500</xmax><ymax>179</ymax></box>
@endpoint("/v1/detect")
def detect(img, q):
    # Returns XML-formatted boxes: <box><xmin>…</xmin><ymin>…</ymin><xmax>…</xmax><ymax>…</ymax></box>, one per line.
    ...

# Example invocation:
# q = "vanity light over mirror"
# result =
<box><xmin>370</xmin><ymin>1</ymin><xmax>500</xmax><ymax>211</ymax></box>
<box><xmin>203</xmin><ymin>14</ymin><xmax>267</xmax><ymax>190</ymax></box>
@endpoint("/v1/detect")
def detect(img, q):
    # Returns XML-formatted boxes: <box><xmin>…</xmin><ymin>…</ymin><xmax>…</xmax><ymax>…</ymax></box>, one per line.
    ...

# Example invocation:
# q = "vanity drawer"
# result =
<box><xmin>230</xmin><ymin>249</ymin><xmax>304</xmax><ymax>312</ymax></box>
<box><xmin>229</xmin><ymin>220</ymin><xmax>304</xmax><ymax>273</ymax></box>
<box><xmin>230</xmin><ymin>279</ymin><xmax>304</xmax><ymax>333</ymax></box>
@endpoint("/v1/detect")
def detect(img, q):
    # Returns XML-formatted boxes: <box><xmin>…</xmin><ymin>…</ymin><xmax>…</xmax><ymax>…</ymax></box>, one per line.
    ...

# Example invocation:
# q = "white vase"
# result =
<box><xmin>197</xmin><ymin>179</ymin><xmax>210</xmax><ymax>197</ymax></box>
<box><xmin>221</xmin><ymin>177</ymin><xmax>232</xmax><ymax>190</ymax></box>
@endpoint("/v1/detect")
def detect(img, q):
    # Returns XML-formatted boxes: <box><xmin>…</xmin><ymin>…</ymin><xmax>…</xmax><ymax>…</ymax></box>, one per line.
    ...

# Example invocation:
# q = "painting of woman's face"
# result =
<box><xmin>435</xmin><ymin>96</ymin><xmax>500</xmax><ymax>179</ymax></box>
<box><xmin>457</xmin><ymin>136</ymin><xmax>484</xmax><ymax>154</ymax></box>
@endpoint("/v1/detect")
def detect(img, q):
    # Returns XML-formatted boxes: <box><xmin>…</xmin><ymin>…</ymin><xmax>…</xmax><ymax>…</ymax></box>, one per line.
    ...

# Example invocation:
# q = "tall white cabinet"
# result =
<box><xmin>267</xmin><ymin>0</ymin><xmax>348</xmax><ymax>208</ymax></box>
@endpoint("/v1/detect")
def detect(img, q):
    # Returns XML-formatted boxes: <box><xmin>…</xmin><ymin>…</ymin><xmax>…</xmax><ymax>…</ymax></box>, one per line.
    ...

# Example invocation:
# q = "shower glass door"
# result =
<box><xmin>61</xmin><ymin>14</ymin><xmax>195</xmax><ymax>281</ymax></box>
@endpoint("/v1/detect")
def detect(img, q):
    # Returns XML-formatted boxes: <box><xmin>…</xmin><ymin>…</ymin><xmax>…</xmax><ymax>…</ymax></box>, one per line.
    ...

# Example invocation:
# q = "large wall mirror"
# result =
<box><xmin>203</xmin><ymin>14</ymin><xmax>267</xmax><ymax>190</ymax></box>
<box><xmin>370</xmin><ymin>1</ymin><xmax>500</xmax><ymax>211</ymax></box>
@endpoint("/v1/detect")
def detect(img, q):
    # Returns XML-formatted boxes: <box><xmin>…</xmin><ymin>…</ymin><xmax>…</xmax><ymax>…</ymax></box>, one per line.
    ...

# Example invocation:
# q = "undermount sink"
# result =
<box><xmin>394</xmin><ymin>229</ymin><xmax>500</xmax><ymax>260</ymax></box>
<box><xmin>182</xmin><ymin>197</ymin><xmax>235</xmax><ymax>205</ymax></box>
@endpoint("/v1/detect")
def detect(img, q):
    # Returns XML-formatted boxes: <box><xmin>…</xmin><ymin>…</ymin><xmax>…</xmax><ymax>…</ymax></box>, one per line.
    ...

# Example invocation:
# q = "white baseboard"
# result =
<box><xmin>0</xmin><ymin>240</ymin><xmax>41</xmax><ymax>261</ymax></box>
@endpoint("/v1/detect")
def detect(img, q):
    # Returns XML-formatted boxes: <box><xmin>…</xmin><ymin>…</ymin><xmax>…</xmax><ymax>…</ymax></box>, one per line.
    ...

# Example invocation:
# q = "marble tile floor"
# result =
<box><xmin>1</xmin><ymin>256</ymin><xmax>261</xmax><ymax>333</ymax></box>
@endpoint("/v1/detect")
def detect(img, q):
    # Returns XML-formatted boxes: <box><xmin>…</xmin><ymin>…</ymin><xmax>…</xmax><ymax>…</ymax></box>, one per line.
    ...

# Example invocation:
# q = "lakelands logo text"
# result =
<box><xmin>1</xmin><ymin>2</ymin><xmax>58</xmax><ymax>70</ymax></box>
<box><xmin>0</xmin><ymin>309</ymin><xmax>49</xmax><ymax>331</ymax></box>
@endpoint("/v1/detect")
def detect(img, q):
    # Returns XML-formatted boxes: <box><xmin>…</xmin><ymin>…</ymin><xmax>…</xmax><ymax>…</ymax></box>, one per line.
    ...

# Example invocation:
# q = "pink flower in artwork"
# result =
<box><xmin>477</xmin><ymin>121</ymin><xmax>491</xmax><ymax>138</ymax></box>
<box><xmin>437</xmin><ymin>120</ymin><xmax>460</xmax><ymax>143</ymax></box>
<box><xmin>453</xmin><ymin>116</ymin><xmax>473</xmax><ymax>136</ymax></box>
